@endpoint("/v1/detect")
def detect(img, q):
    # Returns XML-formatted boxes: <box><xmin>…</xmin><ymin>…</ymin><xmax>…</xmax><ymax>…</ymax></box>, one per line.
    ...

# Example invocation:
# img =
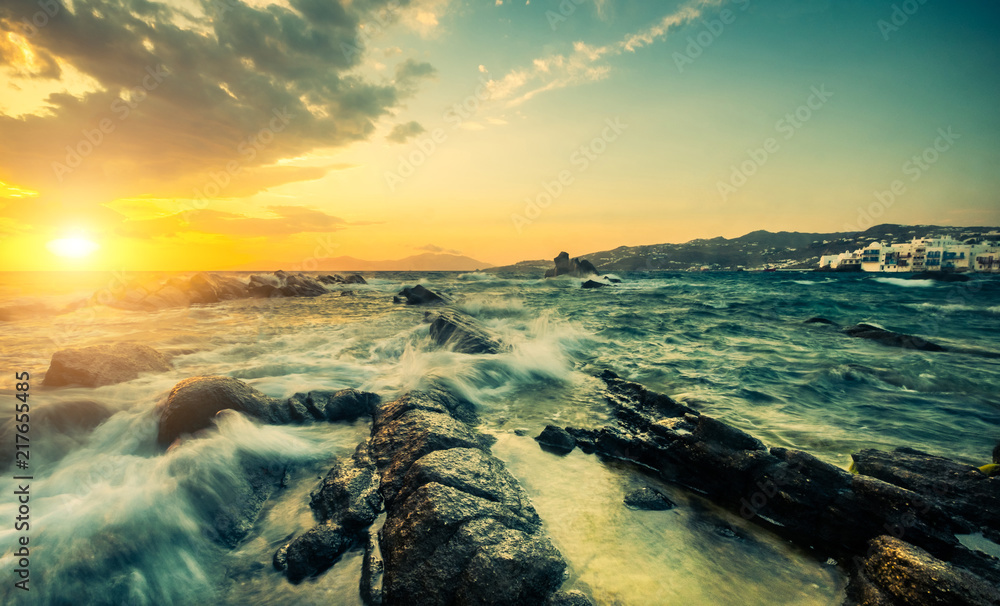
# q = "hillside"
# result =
<box><xmin>488</xmin><ymin>224</ymin><xmax>1000</xmax><ymax>273</ymax></box>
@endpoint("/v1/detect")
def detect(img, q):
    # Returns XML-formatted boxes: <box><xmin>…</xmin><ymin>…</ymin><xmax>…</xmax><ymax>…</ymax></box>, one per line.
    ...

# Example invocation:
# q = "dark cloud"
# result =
<box><xmin>417</xmin><ymin>243</ymin><xmax>461</xmax><ymax>255</ymax></box>
<box><xmin>387</xmin><ymin>120</ymin><xmax>426</xmax><ymax>143</ymax></box>
<box><xmin>0</xmin><ymin>0</ymin><xmax>432</xmax><ymax>203</ymax></box>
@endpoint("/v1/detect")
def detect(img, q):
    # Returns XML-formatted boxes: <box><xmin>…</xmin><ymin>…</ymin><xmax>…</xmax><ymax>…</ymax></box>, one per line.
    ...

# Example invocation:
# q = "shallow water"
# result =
<box><xmin>1</xmin><ymin>270</ymin><xmax>998</xmax><ymax>604</ymax></box>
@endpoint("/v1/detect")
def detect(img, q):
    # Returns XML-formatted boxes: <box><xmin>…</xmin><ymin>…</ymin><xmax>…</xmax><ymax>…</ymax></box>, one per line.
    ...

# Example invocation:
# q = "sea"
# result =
<box><xmin>0</xmin><ymin>270</ymin><xmax>998</xmax><ymax>605</ymax></box>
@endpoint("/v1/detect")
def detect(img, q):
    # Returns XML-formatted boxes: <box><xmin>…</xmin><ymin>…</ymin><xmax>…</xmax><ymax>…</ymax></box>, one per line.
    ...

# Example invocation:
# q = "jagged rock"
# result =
<box><xmin>851</xmin><ymin>447</ymin><xmax>1000</xmax><ymax>532</ymax></box>
<box><xmin>310</xmin><ymin>441</ymin><xmax>383</xmax><ymax>529</ymax></box>
<box><xmin>188</xmin><ymin>272</ymin><xmax>247</xmax><ymax>303</ymax></box>
<box><xmin>845</xmin><ymin>535</ymin><xmax>1000</xmax><ymax>606</ymax></box>
<box><xmin>535</xmin><ymin>425</ymin><xmax>576</xmax><ymax>454</ymax></box>
<box><xmin>275</xmin><ymin>271</ymin><xmax>328</xmax><ymax>297</ymax></box>
<box><xmin>624</xmin><ymin>487</ymin><xmax>676</xmax><ymax>511</ymax></box>
<box><xmin>843</xmin><ymin>323</ymin><xmax>946</xmax><ymax>352</ymax></box>
<box><xmin>43</xmin><ymin>343</ymin><xmax>171</xmax><ymax>388</ymax></box>
<box><xmin>426</xmin><ymin>308</ymin><xmax>503</xmax><ymax>354</ymax></box>
<box><xmin>280</xmin><ymin>521</ymin><xmax>353</xmax><ymax>583</ymax></box>
<box><xmin>544</xmin><ymin>252</ymin><xmax>599</xmax><ymax>278</ymax></box>
<box><xmin>394</xmin><ymin>284</ymin><xmax>446</xmax><ymax>305</ymax></box>
<box><xmin>344</xmin><ymin>274</ymin><xmax>367</xmax><ymax>284</ymax></box>
<box><xmin>372</xmin><ymin>391</ymin><xmax>568</xmax><ymax>605</ymax></box>
<box><xmin>157</xmin><ymin>376</ymin><xmax>288</xmax><ymax>446</ymax></box>
<box><xmin>581</xmin><ymin>280</ymin><xmax>608</xmax><ymax>289</ymax></box>
<box><xmin>299</xmin><ymin>389</ymin><xmax>381</xmax><ymax>422</ymax></box>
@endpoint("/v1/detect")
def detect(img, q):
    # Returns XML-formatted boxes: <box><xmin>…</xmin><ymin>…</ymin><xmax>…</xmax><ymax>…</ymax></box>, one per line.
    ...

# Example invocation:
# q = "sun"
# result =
<box><xmin>47</xmin><ymin>237</ymin><xmax>100</xmax><ymax>259</ymax></box>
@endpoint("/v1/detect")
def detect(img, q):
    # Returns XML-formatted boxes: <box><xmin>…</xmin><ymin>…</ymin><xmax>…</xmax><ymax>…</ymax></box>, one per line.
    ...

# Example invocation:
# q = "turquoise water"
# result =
<box><xmin>0</xmin><ymin>270</ymin><xmax>997</xmax><ymax>604</ymax></box>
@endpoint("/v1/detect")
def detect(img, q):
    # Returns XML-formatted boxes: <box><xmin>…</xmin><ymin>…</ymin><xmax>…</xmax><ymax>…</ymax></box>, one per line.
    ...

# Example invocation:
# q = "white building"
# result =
<box><xmin>821</xmin><ymin>236</ymin><xmax>999</xmax><ymax>273</ymax></box>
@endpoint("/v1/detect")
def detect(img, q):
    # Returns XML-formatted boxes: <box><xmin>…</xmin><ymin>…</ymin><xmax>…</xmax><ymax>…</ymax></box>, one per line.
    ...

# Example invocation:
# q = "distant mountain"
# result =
<box><xmin>312</xmin><ymin>252</ymin><xmax>491</xmax><ymax>271</ymax></box>
<box><xmin>487</xmin><ymin>224</ymin><xmax>1000</xmax><ymax>273</ymax></box>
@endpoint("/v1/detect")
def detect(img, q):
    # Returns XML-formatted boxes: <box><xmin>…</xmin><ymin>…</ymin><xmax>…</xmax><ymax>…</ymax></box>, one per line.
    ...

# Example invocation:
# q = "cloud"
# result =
<box><xmin>0</xmin><ymin>0</ymin><xmax>437</xmax><ymax>203</ymax></box>
<box><xmin>387</xmin><ymin>120</ymin><xmax>426</xmax><ymax>143</ymax></box>
<box><xmin>117</xmin><ymin>205</ymin><xmax>349</xmax><ymax>239</ymax></box>
<box><xmin>417</xmin><ymin>243</ymin><xmax>462</xmax><ymax>255</ymax></box>
<box><xmin>487</xmin><ymin>0</ymin><xmax>721</xmax><ymax>106</ymax></box>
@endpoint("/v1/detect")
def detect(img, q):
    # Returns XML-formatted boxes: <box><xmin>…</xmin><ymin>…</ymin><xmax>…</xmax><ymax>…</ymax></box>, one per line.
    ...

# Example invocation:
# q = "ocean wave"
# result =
<box><xmin>874</xmin><ymin>277</ymin><xmax>936</xmax><ymax>288</ymax></box>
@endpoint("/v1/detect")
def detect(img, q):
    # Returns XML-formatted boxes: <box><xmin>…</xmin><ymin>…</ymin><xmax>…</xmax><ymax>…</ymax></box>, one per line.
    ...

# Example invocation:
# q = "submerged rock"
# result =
<box><xmin>843</xmin><ymin>323</ymin><xmax>947</xmax><ymax>352</ymax></box>
<box><xmin>546</xmin><ymin>590</ymin><xmax>595</xmax><ymax>606</ymax></box>
<box><xmin>43</xmin><ymin>343</ymin><xmax>171</xmax><ymax>388</ymax></box>
<box><xmin>280</xmin><ymin>521</ymin><xmax>353</xmax><ymax>583</ymax></box>
<box><xmin>804</xmin><ymin>317</ymin><xmax>840</xmax><ymax>326</ymax></box>
<box><xmin>426</xmin><ymin>308</ymin><xmax>503</xmax><ymax>354</ymax></box>
<box><xmin>846</xmin><ymin>535</ymin><xmax>1000</xmax><ymax>606</ymax></box>
<box><xmin>623</xmin><ymin>487</ymin><xmax>676</xmax><ymax>511</ymax></box>
<box><xmin>581</xmin><ymin>280</ymin><xmax>608</xmax><ymax>289</ymax></box>
<box><xmin>394</xmin><ymin>284</ymin><xmax>446</xmax><ymax>305</ymax></box>
<box><xmin>544</xmin><ymin>252</ymin><xmax>599</xmax><ymax>278</ymax></box>
<box><xmin>535</xmin><ymin>425</ymin><xmax>576</xmax><ymax>454</ymax></box>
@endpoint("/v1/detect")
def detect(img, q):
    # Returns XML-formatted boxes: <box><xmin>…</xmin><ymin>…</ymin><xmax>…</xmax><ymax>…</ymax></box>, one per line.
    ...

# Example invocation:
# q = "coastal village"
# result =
<box><xmin>819</xmin><ymin>235</ymin><xmax>1000</xmax><ymax>273</ymax></box>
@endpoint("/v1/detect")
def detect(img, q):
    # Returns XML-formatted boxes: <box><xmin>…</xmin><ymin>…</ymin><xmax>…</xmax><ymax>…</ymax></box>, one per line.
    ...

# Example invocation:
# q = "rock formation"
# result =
<box><xmin>43</xmin><ymin>343</ymin><xmax>171</xmax><ymax>387</ymax></box>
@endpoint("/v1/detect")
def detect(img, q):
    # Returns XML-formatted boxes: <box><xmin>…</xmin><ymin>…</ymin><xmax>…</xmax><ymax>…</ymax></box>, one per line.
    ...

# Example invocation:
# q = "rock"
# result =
<box><xmin>341</xmin><ymin>290</ymin><xmax>356</xmax><ymax>296</ymax></box>
<box><xmin>846</xmin><ymin>535</ymin><xmax>1000</xmax><ymax>606</ymax></box>
<box><xmin>361</xmin><ymin>523</ymin><xmax>385</xmax><ymax>606</ymax></box>
<box><xmin>310</xmin><ymin>441</ymin><xmax>383</xmax><ymax>529</ymax></box>
<box><xmin>843</xmin><ymin>323</ymin><xmax>947</xmax><ymax>352</ymax></box>
<box><xmin>299</xmin><ymin>389</ymin><xmax>381</xmax><ymax>422</ymax></box>
<box><xmin>372</xmin><ymin>391</ymin><xmax>568</xmax><ymax>605</ymax></box>
<box><xmin>581</xmin><ymin>280</ymin><xmax>608</xmax><ymax>289</ymax></box>
<box><xmin>426</xmin><ymin>308</ymin><xmax>503</xmax><ymax>354</ymax></box>
<box><xmin>851</xmin><ymin>447</ymin><xmax>1000</xmax><ymax>532</ymax></box>
<box><xmin>804</xmin><ymin>317</ymin><xmax>839</xmax><ymax>326</ymax></box>
<box><xmin>43</xmin><ymin>343</ymin><xmax>171</xmax><ymax>388</ymax></box>
<box><xmin>602</xmin><ymin>276</ymin><xmax>622</xmax><ymax>284</ymax></box>
<box><xmin>623</xmin><ymin>487</ymin><xmax>676</xmax><ymax>511</ymax></box>
<box><xmin>546</xmin><ymin>590</ymin><xmax>595</xmax><ymax>606</ymax></box>
<box><xmin>535</xmin><ymin>425</ymin><xmax>576</xmax><ymax>454</ymax></box>
<box><xmin>276</xmin><ymin>271</ymin><xmax>328</xmax><ymax>297</ymax></box>
<box><xmin>281</xmin><ymin>521</ymin><xmax>354</xmax><ymax>583</ymax></box>
<box><xmin>344</xmin><ymin>274</ymin><xmax>367</xmax><ymax>284</ymax></box>
<box><xmin>544</xmin><ymin>252</ymin><xmax>599</xmax><ymax>278</ymax></box>
<box><xmin>188</xmin><ymin>272</ymin><xmax>247</xmax><ymax>303</ymax></box>
<box><xmin>157</xmin><ymin>376</ymin><xmax>288</xmax><ymax>446</ymax></box>
<box><xmin>394</xmin><ymin>284</ymin><xmax>446</xmax><ymax>305</ymax></box>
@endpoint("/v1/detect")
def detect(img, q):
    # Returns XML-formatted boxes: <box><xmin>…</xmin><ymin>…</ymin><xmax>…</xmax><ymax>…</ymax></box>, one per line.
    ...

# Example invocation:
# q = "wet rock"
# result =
<box><xmin>851</xmin><ymin>447</ymin><xmax>1000</xmax><ymax>532</ymax></box>
<box><xmin>544</xmin><ymin>252</ymin><xmax>599</xmax><ymax>278</ymax></box>
<box><xmin>581</xmin><ymin>280</ymin><xmax>608</xmax><ymax>289</ymax></box>
<box><xmin>281</xmin><ymin>521</ymin><xmax>353</xmax><ymax>583</ymax></box>
<box><xmin>426</xmin><ymin>308</ymin><xmax>503</xmax><ymax>354</ymax></box>
<box><xmin>602</xmin><ymin>276</ymin><xmax>622</xmax><ymax>284</ymax></box>
<box><xmin>624</xmin><ymin>487</ymin><xmax>676</xmax><ymax>511</ymax></box>
<box><xmin>843</xmin><ymin>323</ymin><xmax>946</xmax><ymax>352</ymax></box>
<box><xmin>43</xmin><ymin>343</ymin><xmax>171</xmax><ymax>388</ymax></box>
<box><xmin>394</xmin><ymin>284</ymin><xmax>446</xmax><ymax>305</ymax></box>
<box><xmin>310</xmin><ymin>441</ymin><xmax>383</xmax><ymax>529</ymax></box>
<box><xmin>535</xmin><ymin>425</ymin><xmax>576</xmax><ymax>454</ymax></box>
<box><xmin>275</xmin><ymin>271</ymin><xmax>328</xmax><ymax>297</ymax></box>
<box><xmin>372</xmin><ymin>391</ymin><xmax>568</xmax><ymax>605</ymax></box>
<box><xmin>846</xmin><ymin>535</ymin><xmax>1000</xmax><ymax>606</ymax></box>
<box><xmin>302</xmin><ymin>389</ymin><xmax>381</xmax><ymax>422</ymax></box>
<box><xmin>157</xmin><ymin>376</ymin><xmax>287</xmax><ymax>446</ymax></box>
<box><xmin>546</xmin><ymin>590</ymin><xmax>595</xmax><ymax>606</ymax></box>
<box><xmin>188</xmin><ymin>272</ymin><xmax>248</xmax><ymax>304</ymax></box>
<box><xmin>341</xmin><ymin>290</ymin><xmax>356</xmax><ymax>296</ymax></box>
<box><xmin>344</xmin><ymin>274</ymin><xmax>368</xmax><ymax>284</ymax></box>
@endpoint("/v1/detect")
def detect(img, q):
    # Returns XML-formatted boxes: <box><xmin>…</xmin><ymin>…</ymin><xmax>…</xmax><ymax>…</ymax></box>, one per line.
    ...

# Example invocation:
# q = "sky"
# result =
<box><xmin>1</xmin><ymin>0</ymin><xmax>999</xmax><ymax>270</ymax></box>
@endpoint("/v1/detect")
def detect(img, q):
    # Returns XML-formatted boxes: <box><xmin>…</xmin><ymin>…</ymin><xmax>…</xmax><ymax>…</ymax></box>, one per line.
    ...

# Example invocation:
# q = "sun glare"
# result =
<box><xmin>47</xmin><ymin>237</ymin><xmax>99</xmax><ymax>259</ymax></box>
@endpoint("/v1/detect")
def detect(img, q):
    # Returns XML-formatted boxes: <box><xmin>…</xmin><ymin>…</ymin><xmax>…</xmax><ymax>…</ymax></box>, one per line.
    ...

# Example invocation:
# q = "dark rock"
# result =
<box><xmin>844</xmin><ymin>323</ymin><xmax>947</xmax><ymax>352</ymax></box>
<box><xmin>546</xmin><ymin>590</ymin><xmax>595</xmax><ymax>606</ymax></box>
<box><xmin>318</xmin><ymin>274</ymin><xmax>342</xmax><ymax>285</ymax></box>
<box><xmin>544</xmin><ymin>252</ymin><xmax>600</xmax><ymax>278</ymax></box>
<box><xmin>341</xmin><ymin>290</ymin><xmax>356</xmax><ymax>296</ymax></box>
<box><xmin>157</xmin><ymin>376</ymin><xmax>288</xmax><ymax>446</ymax></box>
<box><xmin>302</xmin><ymin>389</ymin><xmax>380</xmax><ymax>422</ymax></box>
<box><xmin>426</xmin><ymin>308</ymin><xmax>503</xmax><ymax>354</ymax></box>
<box><xmin>43</xmin><ymin>343</ymin><xmax>171</xmax><ymax>388</ymax></box>
<box><xmin>805</xmin><ymin>317</ymin><xmax>839</xmax><ymax>326</ymax></box>
<box><xmin>344</xmin><ymin>274</ymin><xmax>367</xmax><ymax>284</ymax></box>
<box><xmin>188</xmin><ymin>272</ymin><xmax>248</xmax><ymax>304</ymax></box>
<box><xmin>276</xmin><ymin>271</ymin><xmax>328</xmax><ymax>297</ymax></box>
<box><xmin>602</xmin><ymin>276</ymin><xmax>622</xmax><ymax>284</ymax></box>
<box><xmin>535</xmin><ymin>425</ymin><xmax>576</xmax><ymax>454</ymax></box>
<box><xmin>845</xmin><ymin>535</ymin><xmax>1000</xmax><ymax>606</ymax></box>
<box><xmin>394</xmin><ymin>284</ymin><xmax>447</xmax><ymax>305</ymax></box>
<box><xmin>624</xmin><ymin>487</ymin><xmax>676</xmax><ymax>511</ymax></box>
<box><xmin>581</xmin><ymin>280</ymin><xmax>608</xmax><ymax>289</ymax></box>
<box><xmin>310</xmin><ymin>441</ymin><xmax>383</xmax><ymax>529</ymax></box>
<box><xmin>851</xmin><ymin>447</ymin><xmax>1000</xmax><ymax>532</ymax></box>
<box><xmin>281</xmin><ymin>521</ymin><xmax>354</xmax><ymax>583</ymax></box>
